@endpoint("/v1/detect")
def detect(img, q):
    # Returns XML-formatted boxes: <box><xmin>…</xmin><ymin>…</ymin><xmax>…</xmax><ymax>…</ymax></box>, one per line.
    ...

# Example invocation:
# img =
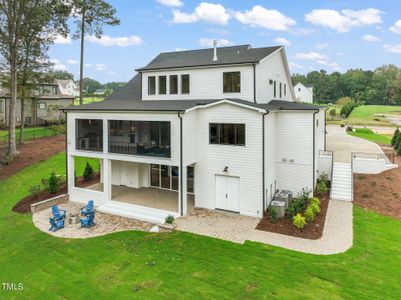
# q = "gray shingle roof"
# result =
<box><xmin>136</xmin><ymin>45</ymin><xmax>282</xmax><ymax>71</ymax></box>
<box><xmin>105</xmin><ymin>73</ymin><xmax>142</xmax><ymax>101</ymax></box>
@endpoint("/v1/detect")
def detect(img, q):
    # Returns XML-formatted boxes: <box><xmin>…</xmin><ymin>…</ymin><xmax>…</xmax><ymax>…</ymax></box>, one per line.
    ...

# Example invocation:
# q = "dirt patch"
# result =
<box><xmin>12</xmin><ymin>174</ymin><xmax>100</xmax><ymax>214</ymax></box>
<box><xmin>354</xmin><ymin>147</ymin><xmax>401</xmax><ymax>220</ymax></box>
<box><xmin>255</xmin><ymin>191</ymin><xmax>330</xmax><ymax>240</ymax></box>
<box><xmin>0</xmin><ymin>135</ymin><xmax>65</xmax><ymax>181</ymax></box>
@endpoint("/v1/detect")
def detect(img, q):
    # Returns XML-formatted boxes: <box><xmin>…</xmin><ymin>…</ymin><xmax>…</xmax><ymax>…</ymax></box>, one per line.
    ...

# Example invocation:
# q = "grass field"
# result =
<box><xmin>0</xmin><ymin>127</ymin><xmax>58</xmax><ymax>142</ymax></box>
<box><xmin>348</xmin><ymin>128</ymin><xmax>392</xmax><ymax>145</ymax></box>
<box><xmin>74</xmin><ymin>97</ymin><xmax>104</xmax><ymax>106</ymax></box>
<box><xmin>327</xmin><ymin>105</ymin><xmax>401</xmax><ymax>126</ymax></box>
<box><xmin>1</xmin><ymin>153</ymin><xmax>401</xmax><ymax>298</ymax></box>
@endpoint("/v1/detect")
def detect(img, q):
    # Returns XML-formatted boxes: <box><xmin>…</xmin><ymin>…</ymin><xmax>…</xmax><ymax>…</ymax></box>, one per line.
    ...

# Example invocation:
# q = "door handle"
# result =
<box><xmin>225</xmin><ymin>194</ymin><xmax>228</xmax><ymax>198</ymax></box>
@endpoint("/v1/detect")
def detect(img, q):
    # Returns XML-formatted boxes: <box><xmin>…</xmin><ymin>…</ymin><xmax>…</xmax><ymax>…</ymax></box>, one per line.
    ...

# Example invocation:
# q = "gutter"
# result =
<box><xmin>253</xmin><ymin>63</ymin><xmax>257</xmax><ymax>104</ymax></box>
<box><xmin>262</xmin><ymin>110</ymin><xmax>270</xmax><ymax>215</ymax></box>
<box><xmin>178</xmin><ymin>111</ymin><xmax>184</xmax><ymax>216</ymax></box>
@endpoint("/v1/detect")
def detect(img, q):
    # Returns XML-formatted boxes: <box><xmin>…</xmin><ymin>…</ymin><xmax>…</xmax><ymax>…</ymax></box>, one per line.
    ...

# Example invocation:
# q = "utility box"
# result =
<box><xmin>270</xmin><ymin>200</ymin><xmax>285</xmax><ymax>218</ymax></box>
<box><xmin>275</xmin><ymin>192</ymin><xmax>290</xmax><ymax>209</ymax></box>
<box><xmin>279</xmin><ymin>190</ymin><xmax>293</xmax><ymax>203</ymax></box>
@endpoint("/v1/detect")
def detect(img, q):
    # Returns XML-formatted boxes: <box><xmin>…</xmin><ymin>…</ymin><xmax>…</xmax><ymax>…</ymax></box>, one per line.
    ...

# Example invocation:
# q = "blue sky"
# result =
<box><xmin>49</xmin><ymin>0</ymin><xmax>401</xmax><ymax>83</ymax></box>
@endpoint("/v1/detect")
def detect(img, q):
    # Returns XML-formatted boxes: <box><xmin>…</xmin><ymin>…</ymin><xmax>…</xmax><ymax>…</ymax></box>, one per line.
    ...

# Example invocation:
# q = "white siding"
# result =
<box><xmin>142</xmin><ymin>65</ymin><xmax>254</xmax><ymax>101</ymax></box>
<box><xmin>256</xmin><ymin>50</ymin><xmax>294</xmax><ymax>103</ymax></box>
<box><xmin>110</xmin><ymin>161</ymin><xmax>149</xmax><ymax>188</ymax></box>
<box><xmin>294</xmin><ymin>83</ymin><xmax>313</xmax><ymax>103</ymax></box>
<box><xmin>192</xmin><ymin>103</ymin><xmax>264</xmax><ymax>217</ymax></box>
<box><xmin>265</xmin><ymin>112</ymin><xmax>277</xmax><ymax>206</ymax></box>
<box><xmin>274</xmin><ymin>111</ymin><xmax>314</xmax><ymax>195</ymax></box>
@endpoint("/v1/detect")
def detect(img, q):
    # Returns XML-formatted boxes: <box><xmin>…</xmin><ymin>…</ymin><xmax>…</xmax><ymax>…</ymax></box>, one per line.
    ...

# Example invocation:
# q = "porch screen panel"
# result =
<box><xmin>151</xmin><ymin>164</ymin><xmax>160</xmax><ymax>187</ymax></box>
<box><xmin>76</xmin><ymin>119</ymin><xmax>103</xmax><ymax>152</ymax></box>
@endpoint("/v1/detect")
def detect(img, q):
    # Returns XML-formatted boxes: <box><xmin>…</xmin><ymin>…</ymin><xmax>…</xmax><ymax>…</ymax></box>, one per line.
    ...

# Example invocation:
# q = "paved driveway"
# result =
<box><xmin>326</xmin><ymin>125</ymin><xmax>382</xmax><ymax>162</ymax></box>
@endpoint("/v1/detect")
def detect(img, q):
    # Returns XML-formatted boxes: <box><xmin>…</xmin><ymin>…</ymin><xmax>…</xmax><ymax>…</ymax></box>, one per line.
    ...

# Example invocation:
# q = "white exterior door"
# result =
<box><xmin>215</xmin><ymin>175</ymin><xmax>240</xmax><ymax>212</ymax></box>
<box><xmin>119</xmin><ymin>162</ymin><xmax>129</xmax><ymax>186</ymax></box>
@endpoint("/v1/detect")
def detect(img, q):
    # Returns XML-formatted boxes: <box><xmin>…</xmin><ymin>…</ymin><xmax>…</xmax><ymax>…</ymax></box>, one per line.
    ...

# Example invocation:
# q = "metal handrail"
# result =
<box><xmin>352</xmin><ymin>152</ymin><xmax>387</xmax><ymax>160</ymax></box>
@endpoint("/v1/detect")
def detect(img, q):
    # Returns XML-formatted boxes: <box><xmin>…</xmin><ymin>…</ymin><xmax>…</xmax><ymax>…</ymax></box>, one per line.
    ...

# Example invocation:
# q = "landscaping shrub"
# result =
<box><xmin>165</xmin><ymin>215</ymin><xmax>175</xmax><ymax>224</ymax></box>
<box><xmin>83</xmin><ymin>162</ymin><xmax>94</xmax><ymax>181</ymax></box>
<box><xmin>395</xmin><ymin>134</ymin><xmax>401</xmax><ymax>150</ymax></box>
<box><xmin>340</xmin><ymin>101</ymin><xmax>358</xmax><ymax>118</ymax></box>
<box><xmin>304</xmin><ymin>206</ymin><xmax>315</xmax><ymax>222</ymax></box>
<box><xmin>317</xmin><ymin>173</ymin><xmax>329</xmax><ymax>186</ymax></box>
<box><xmin>310</xmin><ymin>203</ymin><xmax>321</xmax><ymax>214</ymax></box>
<box><xmin>28</xmin><ymin>185</ymin><xmax>42</xmax><ymax>195</ymax></box>
<box><xmin>397</xmin><ymin>140</ymin><xmax>401</xmax><ymax>155</ymax></box>
<box><xmin>46</xmin><ymin>171</ymin><xmax>64</xmax><ymax>194</ymax></box>
<box><xmin>391</xmin><ymin>128</ymin><xmax>400</xmax><ymax>146</ymax></box>
<box><xmin>49</xmin><ymin>124</ymin><xmax>66</xmax><ymax>135</ymax></box>
<box><xmin>269</xmin><ymin>207</ymin><xmax>278</xmax><ymax>223</ymax></box>
<box><xmin>309</xmin><ymin>197</ymin><xmax>321</xmax><ymax>206</ymax></box>
<box><xmin>316</xmin><ymin>181</ymin><xmax>328</xmax><ymax>194</ymax></box>
<box><xmin>287</xmin><ymin>188</ymin><xmax>311</xmax><ymax>220</ymax></box>
<box><xmin>293</xmin><ymin>213</ymin><xmax>306</xmax><ymax>229</ymax></box>
<box><xmin>346</xmin><ymin>126</ymin><xmax>353</xmax><ymax>132</ymax></box>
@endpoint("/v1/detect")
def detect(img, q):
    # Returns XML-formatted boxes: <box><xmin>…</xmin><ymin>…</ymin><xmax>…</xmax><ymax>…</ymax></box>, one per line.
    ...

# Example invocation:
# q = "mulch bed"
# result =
<box><xmin>354</xmin><ymin>146</ymin><xmax>401</xmax><ymax>221</ymax></box>
<box><xmin>0</xmin><ymin>135</ymin><xmax>66</xmax><ymax>181</ymax></box>
<box><xmin>12</xmin><ymin>173</ymin><xmax>100</xmax><ymax>214</ymax></box>
<box><xmin>255</xmin><ymin>191</ymin><xmax>330</xmax><ymax>240</ymax></box>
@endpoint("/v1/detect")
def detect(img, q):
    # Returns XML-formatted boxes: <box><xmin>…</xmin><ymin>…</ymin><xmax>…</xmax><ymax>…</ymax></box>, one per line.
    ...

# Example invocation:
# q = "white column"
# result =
<box><xmin>103</xmin><ymin>158</ymin><xmax>112</xmax><ymax>202</ymax></box>
<box><xmin>67</xmin><ymin>155</ymin><xmax>75</xmax><ymax>192</ymax></box>
<box><xmin>181</xmin><ymin>165</ymin><xmax>188</xmax><ymax>215</ymax></box>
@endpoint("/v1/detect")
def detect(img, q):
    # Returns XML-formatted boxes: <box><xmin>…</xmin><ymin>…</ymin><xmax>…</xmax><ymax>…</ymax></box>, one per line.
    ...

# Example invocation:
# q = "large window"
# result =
<box><xmin>223</xmin><ymin>72</ymin><xmax>241</xmax><ymax>93</ymax></box>
<box><xmin>150</xmin><ymin>164</ymin><xmax>179</xmax><ymax>191</ymax></box>
<box><xmin>108</xmin><ymin>120</ymin><xmax>171</xmax><ymax>158</ymax></box>
<box><xmin>181</xmin><ymin>74</ymin><xmax>190</xmax><ymax>94</ymax></box>
<box><xmin>148</xmin><ymin>76</ymin><xmax>156</xmax><ymax>95</ymax></box>
<box><xmin>279</xmin><ymin>82</ymin><xmax>282</xmax><ymax>98</ymax></box>
<box><xmin>274</xmin><ymin>81</ymin><xmax>277</xmax><ymax>98</ymax></box>
<box><xmin>76</xmin><ymin>119</ymin><xmax>103</xmax><ymax>152</ymax></box>
<box><xmin>169</xmin><ymin>75</ymin><xmax>178</xmax><ymax>94</ymax></box>
<box><xmin>159</xmin><ymin>76</ymin><xmax>167</xmax><ymax>94</ymax></box>
<box><xmin>209</xmin><ymin>123</ymin><xmax>245</xmax><ymax>146</ymax></box>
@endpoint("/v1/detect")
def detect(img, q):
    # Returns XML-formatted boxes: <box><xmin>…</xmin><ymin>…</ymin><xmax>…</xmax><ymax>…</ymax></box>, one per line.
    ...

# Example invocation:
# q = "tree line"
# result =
<box><xmin>0</xmin><ymin>0</ymin><xmax>119</xmax><ymax>160</ymax></box>
<box><xmin>292</xmin><ymin>64</ymin><xmax>401</xmax><ymax>105</ymax></box>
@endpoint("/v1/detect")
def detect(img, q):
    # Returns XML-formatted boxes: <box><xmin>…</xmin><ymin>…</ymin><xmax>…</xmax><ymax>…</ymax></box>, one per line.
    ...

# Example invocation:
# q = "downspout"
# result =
<box><xmin>262</xmin><ymin>110</ymin><xmax>270</xmax><ymax>216</ymax></box>
<box><xmin>313</xmin><ymin>110</ymin><xmax>319</xmax><ymax>192</ymax></box>
<box><xmin>64</xmin><ymin>111</ymin><xmax>68</xmax><ymax>192</ymax></box>
<box><xmin>324</xmin><ymin>107</ymin><xmax>328</xmax><ymax>150</ymax></box>
<box><xmin>178</xmin><ymin>111</ymin><xmax>184</xmax><ymax>216</ymax></box>
<box><xmin>253</xmin><ymin>63</ymin><xmax>257</xmax><ymax>103</ymax></box>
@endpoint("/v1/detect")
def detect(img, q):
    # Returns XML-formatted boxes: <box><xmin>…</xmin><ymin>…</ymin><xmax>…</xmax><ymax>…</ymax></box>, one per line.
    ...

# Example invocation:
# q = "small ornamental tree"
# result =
<box><xmin>397</xmin><ymin>140</ymin><xmax>401</xmax><ymax>156</ymax></box>
<box><xmin>391</xmin><ymin>128</ymin><xmax>400</xmax><ymax>146</ymax></box>
<box><xmin>329</xmin><ymin>108</ymin><xmax>336</xmax><ymax>120</ymax></box>
<box><xmin>395</xmin><ymin>134</ymin><xmax>401</xmax><ymax>151</ymax></box>
<box><xmin>83</xmin><ymin>162</ymin><xmax>94</xmax><ymax>181</ymax></box>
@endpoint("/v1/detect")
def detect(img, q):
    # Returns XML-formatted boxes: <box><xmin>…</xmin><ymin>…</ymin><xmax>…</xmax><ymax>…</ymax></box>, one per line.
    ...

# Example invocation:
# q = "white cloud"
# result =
<box><xmin>305</xmin><ymin>8</ymin><xmax>383</xmax><ymax>32</ymax></box>
<box><xmin>86</xmin><ymin>35</ymin><xmax>142</xmax><ymax>47</ymax></box>
<box><xmin>54</xmin><ymin>35</ymin><xmax>72</xmax><ymax>45</ymax></box>
<box><xmin>289</xmin><ymin>62</ymin><xmax>304</xmax><ymax>70</ymax></box>
<box><xmin>390</xmin><ymin>20</ymin><xmax>401</xmax><ymax>34</ymax></box>
<box><xmin>94</xmin><ymin>64</ymin><xmax>106</xmax><ymax>71</ymax></box>
<box><xmin>235</xmin><ymin>5</ymin><xmax>296</xmax><ymax>31</ymax></box>
<box><xmin>362</xmin><ymin>34</ymin><xmax>381</xmax><ymax>42</ymax></box>
<box><xmin>383</xmin><ymin>44</ymin><xmax>401</xmax><ymax>53</ymax></box>
<box><xmin>67</xmin><ymin>59</ymin><xmax>78</xmax><ymax>65</ymax></box>
<box><xmin>85</xmin><ymin>63</ymin><xmax>93</xmax><ymax>67</ymax></box>
<box><xmin>295</xmin><ymin>52</ymin><xmax>328</xmax><ymax>61</ymax></box>
<box><xmin>173</xmin><ymin>2</ymin><xmax>230</xmax><ymax>25</ymax></box>
<box><xmin>175</xmin><ymin>47</ymin><xmax>186</xmax><ymax>51</ymax></box>
<box><xmin>49</xmin><ymin>59</ymin><xmax>67</xmax><ymax>70</ymax></box>
<box><xmin>273</xmin><ymin>37</ymin><xmax>290</xmax><ymax>45</ymax></box>
<box><xmin>198</xmin><ymin>38</ymin><xmax>232</xmax><ymax>47</ymax></box>
<box><xmin>156</xmin><ymin>0</ymin><xmax>183</xmax><ymax>7</ymax></box>
<box><xmin>315</xmin><ymin>43</ymin><xmax>328</xmax><ymax>49</ymax></box>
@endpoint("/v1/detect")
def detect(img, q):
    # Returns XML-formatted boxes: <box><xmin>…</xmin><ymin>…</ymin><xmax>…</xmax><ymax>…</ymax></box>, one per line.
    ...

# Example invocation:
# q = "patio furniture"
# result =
<box><xmin>270</xmin><ymin>201</ymin><xmax>286</xmax><ymax>218</ymax></box>
<box><xmin>49</xmin><ymin>217</ymin><xmax>65</xmax><ymax>232</ymax></box>
<box><xmin>80</xmin><ymin>212</ymin><xmax>96</xmax><ymax>228</ymax></box>
<box><xmin>51</xmin><ymin>205</ymin><xmax>66</xmax><ymax>221</ymax></box>
<box><xmin>80</xmin><ymin>200</ymin><xmax>94</xmax><ymax>216</ymax></box>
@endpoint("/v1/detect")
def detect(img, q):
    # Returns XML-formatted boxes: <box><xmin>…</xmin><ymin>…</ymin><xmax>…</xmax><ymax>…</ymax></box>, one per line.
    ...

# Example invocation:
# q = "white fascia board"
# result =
<box><xmin>185</xmin><ymin>99</ymin><xmax>266</xmax><ymax>114</ymax></box>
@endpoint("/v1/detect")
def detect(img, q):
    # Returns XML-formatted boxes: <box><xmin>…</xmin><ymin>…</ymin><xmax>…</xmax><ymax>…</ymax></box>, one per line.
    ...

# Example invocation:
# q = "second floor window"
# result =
<box><xmin>148</xmin><ymin>76</ymin><xmax>156</xmax><ymax>95</ymax></box>
<box><xmin>223</xmin><ymin>72</ymin><xmax>241</xmax><ymax>93</ymax></box>
<box><xmin>181</xmin><ymin>74</ymin><xmax>190</xmax><ymax>94</ymax></box>
<box><xmin>280</xmin><ymin>83</ymin><xmax>282</xmax><ymax>98</ymax></box>
<box><xmin>274</xmin><ymin>81</ymin><xmax>277</xmax><ymax>98</ymax></box>
<box><xmin>159</xmin><ymin>76</ymin><xmax>167</xmax><ymax>94</ymax></box>
<box><xmin>209</xmin><ymin>123</ymin><xmax>245</xmax><ymax>146</ymax></box>
<box><xmin>170</xmin><ymin>75</ymin><xmax>178</xmax><ymax>94</ymax></box>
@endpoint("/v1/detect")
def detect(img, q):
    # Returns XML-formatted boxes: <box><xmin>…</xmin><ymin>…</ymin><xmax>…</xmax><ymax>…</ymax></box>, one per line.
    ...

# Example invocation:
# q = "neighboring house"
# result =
<box><xmin>0</xmin><ymin>81</ymin><xmax>75</xmax><ymax>127</ymax></box>
<box><xmin>93</xmin><ymin>89</ymin><xmax>105</xmax><ymax>96</ymax></box>
<box><xmin>294</xmin><ymin>82</ymin><xmax>313</xmax><ymax>103</ymax></box>
<box><xmin>57</xmin><ymin>79</ymin><xmax>79</xmax><ymax>97</ymax></box>
<box><xmin>64</xmin><ymin>44</ymin><xmax>326</xmax><ymax>223</ymax></box>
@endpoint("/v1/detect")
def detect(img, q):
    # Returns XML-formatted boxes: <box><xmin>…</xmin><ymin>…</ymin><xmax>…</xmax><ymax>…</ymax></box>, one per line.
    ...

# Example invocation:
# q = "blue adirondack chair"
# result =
<box><xmin>49</xmin><ymin>217</ymin><xmax>65</xmax><ymax>232</ymax></box>
<box><xmin>80</xmin><ymin>212</ymin><xmax>96</xmax><ymax>228</ymax></box>
<box><xmin>51</xmin><ymin>205</ymin><xmax>66</xmax><ymax>221</ymax></box>
<box><xmin>80</xmin><ymin>200</ymin><xmax>94</xmax><ymax>216</ymax></box>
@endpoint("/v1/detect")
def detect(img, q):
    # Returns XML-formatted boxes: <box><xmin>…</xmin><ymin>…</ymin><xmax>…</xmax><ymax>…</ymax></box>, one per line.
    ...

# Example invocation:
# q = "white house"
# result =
<box><xmin>294</xmin><ymin>82</ymin><xmax>313</xmax><ymax>103</ymax></box>
<box><xmin>56</xmin><ymin>79</ymin><xmax>79</xmax><ymax>98</ymax></box>
<box><xmin>63</xmin><ymin>44</ymin><xmax>327</xmax><ymax>224</ymax></box>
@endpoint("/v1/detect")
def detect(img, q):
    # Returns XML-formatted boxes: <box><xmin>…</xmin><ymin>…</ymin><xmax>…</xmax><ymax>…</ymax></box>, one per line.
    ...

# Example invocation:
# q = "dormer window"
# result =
<box><xmin>159</xmin><ymin>76</ymin><xmax>167</xmax><ymax>94</ymax></box>
<box><xmin>223</xmin><ymin>72</ymin><xmax>240</xmax><ymax>93</ymax></box>
<box><xmin>148</xmin><ymin>76</ymin><xmax>156</xmax><ymax>95</ymax></box>
<box><xmin>170</xmin><ymin>75</ymin><xmax>178</xmax><ymax>94</ymax></box>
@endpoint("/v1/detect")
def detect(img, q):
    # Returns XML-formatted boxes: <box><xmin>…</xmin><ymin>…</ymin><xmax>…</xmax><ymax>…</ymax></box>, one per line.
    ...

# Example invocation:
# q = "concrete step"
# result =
<box><xmin>331</xmin><ymin>162</ymin><xmax>353</xmax><ymax>201</ymax></box>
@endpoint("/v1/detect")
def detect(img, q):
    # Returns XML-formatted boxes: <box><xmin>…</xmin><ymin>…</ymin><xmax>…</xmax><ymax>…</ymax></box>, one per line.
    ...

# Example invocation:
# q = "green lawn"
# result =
<box><xmin>348</xmin><ymin>128</ymin><xmax>392</xmax><ymax>145</ymax></box>
<box><xmin>1</xmin><ymin>153</ymin><xmax>401</xmax><ymax>298</ymax></box>
<box><xmin>74</xmin><ymin>97</ymin><xmax>104</xmax><ymax>106</ymax></box>
<box><xmin>0</xmin><ymin>127</ymin><xmax>58</xmax><ymax>142</ymax></box>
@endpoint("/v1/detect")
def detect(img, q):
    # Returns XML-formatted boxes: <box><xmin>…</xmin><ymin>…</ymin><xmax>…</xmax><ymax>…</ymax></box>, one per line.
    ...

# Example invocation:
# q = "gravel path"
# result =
<box><xmin>176</xmin><ymin>200</ymin><xmax>353</xmax><ymax>255</ymax></box>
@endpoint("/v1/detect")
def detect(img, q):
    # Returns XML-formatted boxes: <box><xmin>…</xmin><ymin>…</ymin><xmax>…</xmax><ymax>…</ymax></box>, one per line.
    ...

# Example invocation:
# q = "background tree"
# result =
<box><xmin>51</xmin><ymin>70</ymin><xmax>74</xmax><ymax>80</ymax></box>
<box><xmin>329</xmin><ymin>108</ymin><xmax>336</xmax><ymax>120</ymax></box>
<box><xmin>0</xmin><ymin>0</ymin><xmax>70</xmax><ymax>158</ymax></box>
<box><xmin>71</xmin><ymin>0</ymin><xmax>120</xmax><ymax>105</ymax></box>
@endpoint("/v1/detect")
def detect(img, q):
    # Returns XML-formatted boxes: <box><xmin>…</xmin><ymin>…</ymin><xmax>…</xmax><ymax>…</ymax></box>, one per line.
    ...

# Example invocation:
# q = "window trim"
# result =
<box><xmin>223</xmin><ymin>71</ymin><xmax>241</xmax><ymax>93</ymax></box>
<box><xmin>209</xmin><ymin>123</ymin><xmax>246</xmax><ymax>146</ymax></box>
<box><xmin>38</xmin><ymin>102</ymin><xmax>46</xmax><ymax>110</ymax></box>
<box><xmin>148</xmin><ymin>76</ymin><xmax>156</xmax><ymax>95</ymax></box>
